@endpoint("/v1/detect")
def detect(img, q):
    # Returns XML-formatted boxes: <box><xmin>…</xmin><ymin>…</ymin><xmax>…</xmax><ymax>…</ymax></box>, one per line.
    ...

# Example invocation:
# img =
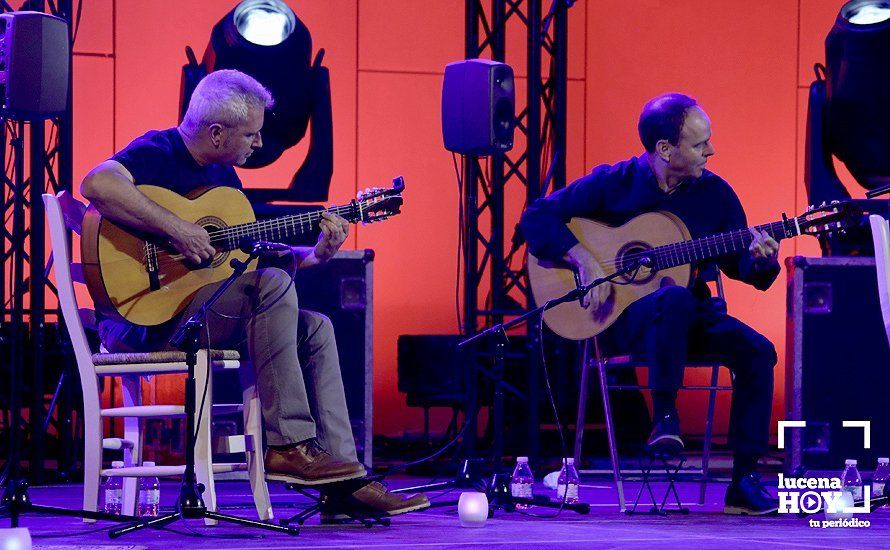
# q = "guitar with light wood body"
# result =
<box><xmin>82</xmin><ymin>178</ymin><xmax>404</xmax><ymax>326</ymax></box>
<box><xmin>527</xmin><ymin>203</ymin><xmax>859</xmax><ymax>340</ymax></box>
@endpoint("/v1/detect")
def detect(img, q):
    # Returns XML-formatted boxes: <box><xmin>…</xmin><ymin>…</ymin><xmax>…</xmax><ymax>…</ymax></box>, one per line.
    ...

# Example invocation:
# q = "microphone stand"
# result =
<box><xmin>110</xmin><ymin>246</ymin><xmax>298</xmax><ymax>538</ymax></box>
<box><xmin>394</xmin><ymin>258</ymin><xmax>647</xmax><ymax>515</ymax></box>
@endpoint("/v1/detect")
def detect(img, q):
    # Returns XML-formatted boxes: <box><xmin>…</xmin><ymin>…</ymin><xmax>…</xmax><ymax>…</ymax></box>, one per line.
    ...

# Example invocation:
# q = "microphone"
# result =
<box><xmin>239</xmin><ymin>240</ymin><xmax>290</xmax><ymax>255</ymax></box>
<box><xmin>638</xmin><ymin>256</ymin><xmax>654</xmax><ymax>268</ymax></box>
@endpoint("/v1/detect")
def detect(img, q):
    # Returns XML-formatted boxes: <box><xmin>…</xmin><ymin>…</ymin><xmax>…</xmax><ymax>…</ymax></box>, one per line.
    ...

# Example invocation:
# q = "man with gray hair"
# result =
<box><xmin>81</xmin><ymin>69</ymin><xmax>428</xmax><ymax>518</ymax></box>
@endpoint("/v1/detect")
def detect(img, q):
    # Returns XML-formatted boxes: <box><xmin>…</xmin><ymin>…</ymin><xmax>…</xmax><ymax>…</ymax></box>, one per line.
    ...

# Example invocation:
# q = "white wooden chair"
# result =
<box><xmin>869</xmin><ymin>214</ymin><xmax>890</xmax><ymax>346</ymax></box>
<box><xmin>43</xmin><ymin>191</ymin><xmax>272</xmax><ymax>524</ymax></box>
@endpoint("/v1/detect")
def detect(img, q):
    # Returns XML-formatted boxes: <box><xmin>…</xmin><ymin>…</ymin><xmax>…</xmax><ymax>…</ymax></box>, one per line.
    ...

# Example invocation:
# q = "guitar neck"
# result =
<box><xmin>649</xmin><ymin>219</ymin><xmax>795</xmax><ymax>270</ymax></box>
<box><xmin>211</xmin><ymin>203</ymin><xmax>359</xmax><ymax>251</ymax></box>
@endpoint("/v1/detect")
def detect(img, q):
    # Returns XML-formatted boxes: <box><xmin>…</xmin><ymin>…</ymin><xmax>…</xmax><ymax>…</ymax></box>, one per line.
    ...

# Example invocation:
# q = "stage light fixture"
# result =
<box><xmin>845</xmin><ymin>1</ymin><xmax>890</xmax><ymax>24</ymax></box>
<box><xmin>824</xmin><ymin>0</ymin><xmax>890</xmax><ymax>191</ymax></box>
<box><xmin>234</xmin><ymin>0</ymin><xmax>295</xmax><ymax>46</ymax></box>
<box><xmin>803</xmin><ymin>0</ymin><xmax>890</xmax><ymax>255</ymax></box>
<box><xmin>180</xmin><ymin>0</ymin><xmax>333</xmax><ymax>202</ymax></box>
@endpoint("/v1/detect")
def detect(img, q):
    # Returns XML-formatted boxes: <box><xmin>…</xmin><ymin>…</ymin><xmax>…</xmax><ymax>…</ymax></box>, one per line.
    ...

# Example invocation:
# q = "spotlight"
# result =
<box><xmin>180</xmin><ymin>0</ymin><xmax>333</xmax><ymax>202</ymax></box>
<box><xmin>825</xmin><ymin>0</ymin><xmax>890</xmax><ymax>190</ymax></box>
<box><xmin>803</xmin><ymin>0</ymin><xmax>890</xmax><ymax>255</ymax></box>
<box><xmin>234</xmin><ymin>0</ymin><xmax>295</xmax><ymax>46</ymax></box>
<box><xmin>844</xmin><ymin>1</ymin><xmax>890</xmax><ymax>24</ymax></box>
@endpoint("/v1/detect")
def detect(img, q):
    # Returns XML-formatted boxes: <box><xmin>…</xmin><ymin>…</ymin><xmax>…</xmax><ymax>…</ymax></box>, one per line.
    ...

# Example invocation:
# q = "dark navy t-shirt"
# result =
<box><xmin>111</xmin><ymin>128</ymin><xmax>242</xmax><ymax>193</ymax></box>
<box><xmin>99</xmin><ymin>128</ymin><xmax>244</xmax><ymax>350</ymax></box>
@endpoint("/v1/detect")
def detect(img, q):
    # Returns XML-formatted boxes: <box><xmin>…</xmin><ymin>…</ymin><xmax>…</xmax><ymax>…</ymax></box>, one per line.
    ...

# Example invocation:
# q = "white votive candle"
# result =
<box><xmin>458</xmin><ymin>491</ymin><xmax>489</xmax><ymax>527</ymax></box>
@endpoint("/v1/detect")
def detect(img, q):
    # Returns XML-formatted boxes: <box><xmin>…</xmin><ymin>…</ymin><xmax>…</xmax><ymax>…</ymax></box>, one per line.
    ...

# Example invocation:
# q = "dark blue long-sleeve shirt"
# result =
<box><xmin>520</xmin><ymin>155</ymin><xmax>780</xmax><ymax>294</ymax></box>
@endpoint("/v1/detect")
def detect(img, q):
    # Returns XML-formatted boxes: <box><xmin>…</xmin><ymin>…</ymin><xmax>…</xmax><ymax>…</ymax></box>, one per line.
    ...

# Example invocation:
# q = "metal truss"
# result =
<box><xmin>1</xmin><ymin>0</ymin><xmax>74</xmax><ymax>482</ymax></box>
<box><xmin>461</xmin><ymin>0</ymin><xmax>570</xmax><ymax>464</ymax></box>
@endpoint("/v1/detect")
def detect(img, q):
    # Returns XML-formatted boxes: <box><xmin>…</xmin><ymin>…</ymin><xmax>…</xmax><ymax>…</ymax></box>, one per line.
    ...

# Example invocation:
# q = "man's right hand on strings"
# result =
<box><xmin>565</xmin><ymin>242</ymin><xmax>610</xmax><ymax>310</ymax></box>
<box><xmin>169</xmin><ymin>218</ymin><xmax>215</xmax><ymax>264</ymax></box>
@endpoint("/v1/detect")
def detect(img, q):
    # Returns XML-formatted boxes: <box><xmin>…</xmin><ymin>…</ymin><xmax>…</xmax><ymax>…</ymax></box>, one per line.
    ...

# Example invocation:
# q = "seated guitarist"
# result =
<box><xmin>80</xmin><ymin>69</ymin><xmax>428</xmax><ymax>518</ymax></box>
<box><xmin>520</xmin><ymin>93</ymin><xmax>780</xmax><ymax>515</ymax></box>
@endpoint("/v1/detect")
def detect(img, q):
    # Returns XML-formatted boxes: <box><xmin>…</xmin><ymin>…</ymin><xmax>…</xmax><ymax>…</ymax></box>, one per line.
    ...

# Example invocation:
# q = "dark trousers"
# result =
<box><xmin>605</xmin><ymin>285</ymin><xmax>777</xmax><ymax>457</ymax></box>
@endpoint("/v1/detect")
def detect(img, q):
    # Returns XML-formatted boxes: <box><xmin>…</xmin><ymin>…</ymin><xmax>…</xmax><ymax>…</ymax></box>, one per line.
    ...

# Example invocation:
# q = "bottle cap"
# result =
<box><xmin>143</xmin><ymin>461</ymin><xmax>156</xmax><ymax>467</ymax></box>
<box><xmin>516</xmin><ymin>456</ymin><xmax>528</xmax><ymax>463</ymax></box>
<box><xmin>111</xmin><ymin>460</ymin><xmax>124</xmax><ymax>468</ymax></box>
<box><xmin>879</xmin><ymin>457</ymin><xmax>889</xmax><ymax>464</ymax></box>
<box><xmin>562</xmin><ymin>457</ymin><xmax>574</xmax><ymax>465</ymax></box>
<box><xmin>845</xmin><ymin>459</ymin><xmax>857</xmax><ymax>466</ymax></box>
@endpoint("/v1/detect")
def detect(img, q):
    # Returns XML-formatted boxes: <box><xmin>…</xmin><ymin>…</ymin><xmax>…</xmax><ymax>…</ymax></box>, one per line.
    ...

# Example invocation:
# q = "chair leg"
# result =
<box><xmin>700</xmin><ymin>365</ymin><xmax>719</xmax><ymax>505</ymax></box>
<box><xmin>594</xmin><ymin>338</ymin><xmax>625</xmax><ymax>512</ymax></box>
<box><xmin>121</xmin><ymin>375</ymin><xmax>142</xmax><ymax>517</ymax></box>
<box><xmin>573</xmin><ymin>340</ymin><xmax>590</xmax><ymax>465</ymax></box>
<box><xmin>193</xmin><ymin>350</ymin><xmax>218</xmax><ymax>526</ymax></box>
<box><xmin>243</xmin><ymin>385</ymin><xmax>273</xmax><ymax>521</ymax></box>
<box><xmin>82</xmin><ymin>406</ymin><xmax>103</xmax><ymax>523</ymax></box>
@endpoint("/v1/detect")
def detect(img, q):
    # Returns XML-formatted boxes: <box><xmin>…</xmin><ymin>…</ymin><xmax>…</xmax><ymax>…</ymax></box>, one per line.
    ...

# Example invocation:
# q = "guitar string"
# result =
<box><xmin>144</xmin><ymin>201</ymin><xmax>387</xmax><ymax>267</ymax></box>
<box><xmin>145</xmin><ymin>212</ymin><xmax>790</xmax><ymax>273</ymax></box>
<box><xmin>593</xmin><ymin>220</ymin><xmax>790</xmax><ymax>273</ymax></box>
<box><xmin>145</xmin><ymin>207</ymin><xmax>347</xmax><ymax>266</ymax></box>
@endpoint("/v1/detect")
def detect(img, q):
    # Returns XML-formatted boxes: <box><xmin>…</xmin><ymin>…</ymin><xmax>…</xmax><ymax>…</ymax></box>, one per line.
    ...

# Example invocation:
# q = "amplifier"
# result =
<box><xmin>785</xmin><ymin>256</ymin><xmax>890</xmax><ymax>473</ymax></box>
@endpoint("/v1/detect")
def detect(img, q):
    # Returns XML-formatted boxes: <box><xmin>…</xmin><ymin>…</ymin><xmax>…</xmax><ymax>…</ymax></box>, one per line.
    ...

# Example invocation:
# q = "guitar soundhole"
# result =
<box><xmin>197</xmin><ymin>217</ymin><xmax>229</xmax><ymax>269</ymax></box>
<box><xmin>616</xmin><ymin>241</ymin><xmax>656</xmax><ymax>284</ymax></box>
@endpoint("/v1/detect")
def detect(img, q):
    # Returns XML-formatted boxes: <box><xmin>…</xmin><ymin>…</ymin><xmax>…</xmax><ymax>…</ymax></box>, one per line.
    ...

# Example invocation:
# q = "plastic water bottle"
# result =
<box><xmin>873</xmin><ymin>457</ymin><xmax>889</xmax><ymax>499</ymax></box>
<box><xmin>103</xmin><ymin>460</ymin><xmax>124</xmax><ymax>515</ymax></box>
<box><xmin>842</xmin><ymin>459</ymin><xmax>863</xmax><ymax>502</ymax></box>
<box><xmin>510</xmin><ymin>456</ymin><xmax>534</xmax><ymax>509</ymax></box>
<box><xmin>137</xmin><ymin>461</ymin><xmax>161</xmax><ymax>517</ymax></box>
<box><xmin>556</xmin><ymin>458</ymin><xmax>579</xmax><ymax>504</ymax></box>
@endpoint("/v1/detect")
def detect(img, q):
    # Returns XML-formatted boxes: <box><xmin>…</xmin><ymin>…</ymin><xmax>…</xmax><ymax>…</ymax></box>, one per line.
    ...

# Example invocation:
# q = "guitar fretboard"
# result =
<box><xmin>646</xmin><ymin>219</ymin><xmax>795</xmax><ymax>271</ymax></box>
<box><xmin>207</xmin><ymin>203</ymin><xmax>361</xmax><ymax>251</ymax></box>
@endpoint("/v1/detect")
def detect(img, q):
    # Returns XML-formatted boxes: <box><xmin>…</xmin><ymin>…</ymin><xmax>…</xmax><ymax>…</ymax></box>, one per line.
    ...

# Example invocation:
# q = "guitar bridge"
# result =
<box><xmin>145</xmin><ymin>242</ymin><xmax>160</xmax><ymax>291</ymax></box>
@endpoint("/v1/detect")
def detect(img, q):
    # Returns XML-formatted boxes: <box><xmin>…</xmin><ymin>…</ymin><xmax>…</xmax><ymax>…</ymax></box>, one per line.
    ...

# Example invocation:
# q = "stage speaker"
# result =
<box><xmin>442</xmin><ymin>59</ymin><xmax>514</xmax><ymax>156</ymax></box>
<box><xmin>0</xmin><ymin>11</ymin><xmax>70</xmax><ymax>120</ymax></box>
<box><xmin>785</xmin><ymin>256</ymin><xmax>890</xmax><ymax>473</ymax></box>
<box><xmin>398</xmin><ymin>335</ymin><xmax>467</xmax><ymax>408</ymax></box>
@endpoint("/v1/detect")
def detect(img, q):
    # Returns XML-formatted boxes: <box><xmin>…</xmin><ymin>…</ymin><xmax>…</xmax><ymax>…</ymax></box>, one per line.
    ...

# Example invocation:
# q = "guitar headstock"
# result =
<box><xmin>795</xmin><ymin>200</ymin><xmax>863</xmax><ymax>236</ymax></box>
<box><xmin>356</xmin><ymin>176</ymin><xmax>405</xmax><ymax>224</ymax></box>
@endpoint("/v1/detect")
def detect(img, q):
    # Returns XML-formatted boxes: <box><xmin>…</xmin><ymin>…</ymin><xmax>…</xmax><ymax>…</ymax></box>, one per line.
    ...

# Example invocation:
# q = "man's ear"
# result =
<box><xmin>655</xmin><ymin>139</ymin><xmax>672</xmax><ymax>163</ymax></box>
<box><xmin>208</xmin><ymin>123</ymin><xmax>225</xmax><ymax>147</ymax></box>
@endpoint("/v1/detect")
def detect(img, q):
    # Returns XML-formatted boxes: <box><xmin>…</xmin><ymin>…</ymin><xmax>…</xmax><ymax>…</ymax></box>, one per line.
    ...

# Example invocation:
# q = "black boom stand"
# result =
<box><xmin>394</xmin><ymin>260</ymin><xmax>646</xmax><ymax>515</ymax></box>
<box><xmin>109</xmin><ymin>248</ymin><xmax>298</xmax><ymax>538</ymax></box>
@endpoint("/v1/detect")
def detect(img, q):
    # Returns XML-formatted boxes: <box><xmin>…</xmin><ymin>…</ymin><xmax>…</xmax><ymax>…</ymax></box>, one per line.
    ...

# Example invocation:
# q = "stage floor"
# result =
<box><xmin>5</xmin><ymin>476</ymin><xmax>889</xmax><ymax>549</ymax></box>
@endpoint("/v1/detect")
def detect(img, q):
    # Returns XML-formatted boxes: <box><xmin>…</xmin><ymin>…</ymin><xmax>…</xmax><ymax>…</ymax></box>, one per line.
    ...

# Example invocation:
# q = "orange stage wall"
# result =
<box><xmin>67</xmin><ymin>1</ymin><xmax>858</xmax><ymax>440</ymax></box>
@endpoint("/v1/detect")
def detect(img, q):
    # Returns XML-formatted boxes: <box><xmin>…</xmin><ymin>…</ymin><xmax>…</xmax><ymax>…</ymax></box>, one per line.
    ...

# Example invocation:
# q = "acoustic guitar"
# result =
<box><xmin>527</xmin><ymin>202</ymin><xmax>860</xmax><ymax>340</ymax></box>
<box><xmin>82</xmin><ymin>178</ymin><xmax>405</xmax><ymax>326</ymax></box>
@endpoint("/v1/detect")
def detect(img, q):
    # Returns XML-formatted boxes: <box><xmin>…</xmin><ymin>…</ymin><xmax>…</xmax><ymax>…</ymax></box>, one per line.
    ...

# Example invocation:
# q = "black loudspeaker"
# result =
<box><xmin>0</xmin><ymin>11</ymin><xmax>70</xmax><ymax>120</ymax></box>
<box><xmin>397</xmin><ymin>335</ymin><xmax>467</xmax><ymax>408</ymax></box>
<box><xmin>785</xmin><ymin>256</ymin><xmax>890</xmax><ymax>473</ymax></box>
<box><xmin>441</xmin><ymin>59</ymin><xmax>514</xmax><ymax>156</ymax></box>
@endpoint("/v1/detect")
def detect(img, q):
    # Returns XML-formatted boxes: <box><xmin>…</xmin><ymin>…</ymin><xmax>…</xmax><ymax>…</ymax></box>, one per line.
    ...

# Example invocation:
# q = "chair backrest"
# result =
<box><xmin>869</xmin><ymin>214</ymin><xmax>890</xmax><ymax>346</ymax></box>
<box><xmin>43</xmin><ymin>192</ymin><xmax>100</xmax><ymax>396</ymax></box>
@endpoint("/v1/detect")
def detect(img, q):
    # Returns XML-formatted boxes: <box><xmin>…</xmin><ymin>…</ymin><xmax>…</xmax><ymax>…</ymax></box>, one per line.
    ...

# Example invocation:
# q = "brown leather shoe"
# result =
<box><xmin>264</xmin><ymin>439</ymin><xmax>366</xmax><ymax>485</ymax></box>
<box><xmin>347</xmin><ymin>481</ymin><xmax>430</xmax><ymax>516</ymax></box>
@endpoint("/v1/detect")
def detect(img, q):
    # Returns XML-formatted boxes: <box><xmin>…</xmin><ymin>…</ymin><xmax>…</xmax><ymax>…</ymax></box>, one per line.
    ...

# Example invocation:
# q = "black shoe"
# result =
<box><xmin>724</xmin><ymin>473</ymin><xmax>779</xmax><ymax>515</ymax></box>
<box><xmin>647</xmin><ymin>413</ymin><xmax>684</xmax><ymax>455</ymax></box>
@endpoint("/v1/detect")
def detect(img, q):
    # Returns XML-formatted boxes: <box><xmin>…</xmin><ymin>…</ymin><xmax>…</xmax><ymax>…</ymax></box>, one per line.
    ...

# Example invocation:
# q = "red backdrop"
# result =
<box><xmin>67</xmin><ymin>0</ymin><xmax>859</xmax><ymax>440</ymax></box>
